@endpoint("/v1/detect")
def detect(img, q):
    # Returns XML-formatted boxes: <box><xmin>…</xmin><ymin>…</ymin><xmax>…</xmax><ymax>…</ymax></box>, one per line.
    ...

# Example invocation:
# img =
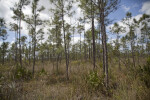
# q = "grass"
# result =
<box><xmin>0</xmin><ymin>58</ymin><xmax>150</xmax><ymax>100</ymax></box>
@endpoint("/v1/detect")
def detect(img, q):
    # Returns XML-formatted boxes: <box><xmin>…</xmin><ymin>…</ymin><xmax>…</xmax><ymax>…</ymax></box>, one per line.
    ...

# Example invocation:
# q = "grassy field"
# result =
<box><xmin>0</xmin><ymin>59</ymin><xmax>150</xmax><ymax>100</ymax></box>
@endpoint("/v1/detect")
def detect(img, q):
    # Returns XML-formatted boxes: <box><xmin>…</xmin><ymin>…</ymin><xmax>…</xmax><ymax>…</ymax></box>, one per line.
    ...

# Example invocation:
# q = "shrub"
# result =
<box><xmin>38</xmin><ymin>68</ymin><xmax>47</xmax><ymax>76</ymax></box>
<box><xmin>99</xmin><ymin>62</ymin><xmax>103</xmax><ymax>68</ymax></box>
<box><xmin>14</xmin><ymin>64</ymin><xmax>32</xmax><ymax>81</ymax></box>
<box><xmin>86</xmin><ymin>71</ymin><xmax>104</xmax><ymax>90</ymax></box>
<box><xmin>140</xmin><ymin>57</ymin><xmax>150</xmax><ymax>88</ymax></box>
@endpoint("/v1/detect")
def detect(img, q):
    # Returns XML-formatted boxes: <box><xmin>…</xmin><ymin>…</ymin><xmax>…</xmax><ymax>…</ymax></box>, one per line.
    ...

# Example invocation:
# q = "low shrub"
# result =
<box><xmin>38</xmin><ymin>68</ymin><xmax>47</xmax><ymax>76</ymax></box>
<box><xmin>14</xmin><ymin>64</ymin><xmax>32</xmax><ymax>81</ymax></box>
<box><xmin>140</xmin><ymin>57</ymin><xmax>150</xmax><ymax>88</ymax></box>
<box><xmin>86</xmin><ymin>71</ymin><xmax>104</xmax><ymax>90</ymax></box>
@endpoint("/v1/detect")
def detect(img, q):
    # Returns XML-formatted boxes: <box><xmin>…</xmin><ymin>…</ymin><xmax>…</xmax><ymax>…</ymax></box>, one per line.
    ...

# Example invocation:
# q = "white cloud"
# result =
<box><xmin>71</xmin><ymin>35</ymin><xmax>84</xmax><ymax>44</ymax></box>
<box><xmin>107</xmin><ymin>14</ymin><xmax>143</xmax><ymax>45</ymax></box>
<box><xmin>0</xmin><ymin>0</ymin><xmax>18</xmax><ymax>26</ymax></box>
<box><xmin>140</xmin><ymin>1</ymin><xmax>150</xmax><ymax>14</ymax></box>
<box><xmin>11</xmin><ymin>41</ymin><xmax>15</xmax><ymax>45</ymax></box>
<box><xmin>0</xmin><ymin>0</ymin><xmax>51</xmax><ymax>42</ymax></box>
<box><xmin>122</xmin><ymin>5</ymin><xmax>130</xmax><ymax>12</ymax></box>
<box><xmin>0</xmin><ymin>0</ymin><xmax>90</xmax><ymax>44</ymax></box>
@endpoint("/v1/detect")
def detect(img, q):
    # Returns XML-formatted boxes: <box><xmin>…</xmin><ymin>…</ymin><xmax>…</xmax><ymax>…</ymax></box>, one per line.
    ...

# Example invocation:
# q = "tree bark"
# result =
<box><xmin>99</xmin><ymin>0</ymin><xmax>109</xmax><ymax>87</ymax></box>
<box><xmin>32</xmin><ymin>7</ymin><xmax>37</xmax><ymax>75</ymax></box>
<box><xmin>2</xmin><ymin>39</ymin><xmax>4</xmax><ymax>65</ymax></box>
<box><xmin>91</xmin><ymin>0</ymin><xmax>96</xmax><ymax>70</ymax></box>
<box><xmin>19</xmin><ymin>7</ymin><xmax>22</xmax><ymax>67</ymax></box>
<box><xmin>62</xmin><ymin>3</ymin><xmax>69</xmax><ymax>80</ymax></box>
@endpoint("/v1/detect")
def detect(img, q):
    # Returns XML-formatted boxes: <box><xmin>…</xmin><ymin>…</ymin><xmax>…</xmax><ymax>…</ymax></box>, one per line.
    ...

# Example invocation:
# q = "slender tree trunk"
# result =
<box><xmin>117</xmin><ymin>35</ymin><xmax>121</xmax><ymax>70</ymax></box>
<box><xmin>15</xmin><ymin>31</ymin><xmax>18</xmax><ymax>63</ymax></box>
<box><xmin>99</xmin><ymin>0</ymin><xmax>105</xmax><ymax>74</ymax></box>
<box><xmin>52</xmin><ymin>44</ymin><xmax>54</xmax><ymax>71</ymax></box>
<box><xmin>56</xmin><ymin>26</ymin><xmax>59</xmax><ymax>73</ymax></box>
<box><xmin>73</xmin><ymin>28</ymin><xmax>75</xmax><ymax>60</ymax></box>
<box><xmin>56</xmin><ymin>54</ymin><xmax>59</xmax><ymax>73</ymax></box>
<box><xmin>103</xmin><ymin>25</ymin><xmax>109</xmax><ymax>88</ymax></box>
<box><xmin>29</xmin><ymin>44</ymin><xmax>31</xmax><ymax>65</ymax></box>
<box><xmin>80</xmin><ymin>32</ymin><xmax>81</xmax><ymax>62</ymax></box>
<box><xmin>131</xmin><ymin>42</ymin><xmax>135</xmax><ymax>67</ymax></box>
<box><xmin>32</xmin><ymin>7</ymin><xmax>37</xmax><ymax>75</ymax></box>
<box><xmin>89</xmin><ymin>44</ymin><xmax>90</xmax><ymax>60</ymax></box>
<box><xmin>76</xmin><ymin>45</ymin><xmax>78</xmax><ymax>60</ymax></box>
<box><xmin>100</xmin><ymin>0</ymin><xmax>109</xmax><ymax>87</ymax></box>
<box><xmin>19</xmin><ymin>8</ymin><xmax>22</xmax><ymax>67</ymax></box>
<box><xmin>2</xmin><ymin>39</ymin><xmax>4</xmax><ymax>65</ymax></box>
<box><xmin>91</xmin><ymin>0</ymin><xmax>96</xmax><ymax>70</ymax></box>
<box><xmin>62</xmin><ymin>5</ymin><xmax>69</xmax><ymax>80</ymax></box>
<box><xmin>67</xmin><ymin>42</ymin><xmax>70</xmax><ymax>67</ymax></box>
<box><xmin>32</xmin><ymin>35</ymin><xmax>36</xmax><ymax>75</ymax></box>
<box><xmin>118</xmin><ymin>52</ymin><xmax>121</xmax><ymax>70</ymax></box>
<box><xmin>84</xmin><ymin>18</ymin><xmax>86</xmax><ymax>61</ymax></box>
<box><xmin>98</xmin><ymin>25</ymin><xmax>101</xmax><ymax>61</ymax></box>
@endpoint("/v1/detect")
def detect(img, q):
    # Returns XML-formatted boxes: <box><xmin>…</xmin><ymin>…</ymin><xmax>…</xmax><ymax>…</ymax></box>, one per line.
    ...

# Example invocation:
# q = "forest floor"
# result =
<box><xmin>0</xmin><ymin>59</ymin><xmax>150</xmax><ymax>100</ymax></box>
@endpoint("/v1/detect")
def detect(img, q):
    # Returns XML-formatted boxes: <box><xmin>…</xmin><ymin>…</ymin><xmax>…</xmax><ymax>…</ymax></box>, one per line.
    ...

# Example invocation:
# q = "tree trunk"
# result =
<box><xmin>62</xmin><ymin>5</ymin><xmax>69</xmax><ymax>80</ymax></box>
<box><xmin>2</xmin><ymin>39</ymin><xmax>4</xmax><ymax>65</ymax></box>
<box><xmin>15</xmin><ymin>31</ymin><xmax>18</xmax><ymax>63</ymax></box>
<box><xmin>19</xmin><ymin>8</ymin><xmax>22</xmax><ymax>67</ymax></box>
<box><xmin>100</xmin><ymin>0</ymin><xmax>109</xmax><ymax>87</ymax></box>
<box><xmin>131</xmin><ymin>42</ymin><xmax>135</xmax><ymax>67</ymax></box>
<box><xmin>56</xmin><ymin>54</ymin><xmax>59</xmax><ymax>73</ymax></box>
<box><xmin>118</xmin><ymin>52</ymin><xmax>121</xmax><ymax>70</ymax></box>
<box><xmin>91</xmin><ymin>0</ymin><xmax>96</xmax><ymax>70</ymax></box>
<box><xmin>32</xmin><ymin>7</ymin><xmax>37</xmax><ymax>75</ymax></box>
<box><xmin>80</xmin><ymin>32</ymin><xmax>81</xmax><ymax>62</ymax></box>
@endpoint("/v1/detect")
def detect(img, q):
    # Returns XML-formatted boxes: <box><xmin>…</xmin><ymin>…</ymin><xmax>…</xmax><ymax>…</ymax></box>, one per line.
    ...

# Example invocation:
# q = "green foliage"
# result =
<box><xmin>71</xmin><ymin>60</ymin><xmax>80</xmax><ymax>66</ymax></box>
<box><xmin>99</xmin><ymin>62</ymin><xmax>103</xmax><ymax>68</ymax></box>
<box><xmin>140</xmin><ymin>57</ymin><xmax>150</xmax><ymax>88</ymax></box>
<box><xmin>86</xmin><ymin>71</ymin><xmax>104</xmax><ymax>90</ymax></box>
<box><xmin>38</xmin><ymin>68</ymin><xmax>47</xmax><ymax>76</ymax></box>
<box><xmin>14</xmin><ymin>64</ymin><xmax>32</xmax><ymax>81</ymax></box>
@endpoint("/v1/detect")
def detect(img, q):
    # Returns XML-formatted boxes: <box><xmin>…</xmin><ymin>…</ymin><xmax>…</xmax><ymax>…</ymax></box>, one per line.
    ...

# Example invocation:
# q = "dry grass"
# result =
<box><xmin>0</xmin><ymin>59</ymin><xmax>150</xmax><ymax>100</ymax></box>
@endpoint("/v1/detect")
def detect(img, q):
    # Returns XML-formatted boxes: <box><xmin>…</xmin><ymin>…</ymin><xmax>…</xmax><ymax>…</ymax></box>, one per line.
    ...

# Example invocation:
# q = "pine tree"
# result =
<box><xmin>10</xmin><ymin>23</ymin><xmax>19</xmax><ymax>63</ymax></box>
<box><xmin>12</xmin><ymin>0</ymin><xmax>30</xmax><ymax>67</ymax></box>
<box><xmin>111</xmin><ymin>22</ymin><xmax>125</xmax><ymax>70</ymax></box>
<box><xmin>49</xmin><ymin>0</ymin><xmax>74</xmax><ymax>80</ymax></box>
<box><xmin>123</xmin><ymin>12</ymin><xmax>137</xmax><ymax>68</ymax></box>
<box><xmin>24</xmin><ymin>0</ymin><xmax>45</xmax><ymax>75</ymax></box>
<box><xmin>0</xmin><ymin>18</ymin><xmax>8</xmax><ymax>65</ymax></box>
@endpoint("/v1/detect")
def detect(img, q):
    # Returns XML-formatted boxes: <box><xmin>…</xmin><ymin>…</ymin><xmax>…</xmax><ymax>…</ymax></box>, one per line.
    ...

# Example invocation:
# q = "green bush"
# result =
<box><xmin>141</xmin><ymin>57</ymin><xmax>150</xmax><ymax>88</ymax></box>
<box><xmin>99</xmin><ymin>62</ymin><xmax>103</xmax><ymax>68</ymax></box>
<box><xmin>137</xmin><ymin>57</ymin><xmax>150</xmax><ymax>88</ymax></box>
<box><xmin>39</xmin><ymin>68</ymin><xmax>47</xmax><ymax>76</ymax></box>
<box><xmin>14</xmin><ymin>65</ymin><xmax>32</xmax><ymax>81</ymax></box>
<box><xmin>86</xmin><ymin>71</ymin><xmax>104</xmax><ymax>90</ymax></box>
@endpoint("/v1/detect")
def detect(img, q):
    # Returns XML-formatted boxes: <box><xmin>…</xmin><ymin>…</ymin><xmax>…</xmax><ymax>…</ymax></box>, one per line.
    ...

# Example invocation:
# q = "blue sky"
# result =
<box><xmin>109</xmin><ymin>0</ymin><xmax>148</xmax><ymax>21</ymax></box>
<box><xmin>0</xmin><ymin>0</ymin><xmax>150</xmax><ymax>45</ymax></box>
<box><xmin>107</xmin><ymin>0</ymin><xmax>150</xmax><ymax>43</ymax></box>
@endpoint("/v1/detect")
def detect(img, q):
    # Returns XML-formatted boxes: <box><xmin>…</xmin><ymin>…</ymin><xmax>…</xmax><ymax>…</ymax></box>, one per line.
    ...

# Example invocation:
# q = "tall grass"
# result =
<box><xmin>0</xmin><ymin>59</ymin><xmax>150</xmax><ymax>100</ymax></box>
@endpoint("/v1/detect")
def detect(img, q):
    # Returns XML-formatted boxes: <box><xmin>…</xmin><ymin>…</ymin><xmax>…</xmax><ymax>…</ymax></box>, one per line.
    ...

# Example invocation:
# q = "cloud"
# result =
<box><xmin>122</xmin><ymin>5</ymin><xmax>130</xmax><ymax>12</ymax></box>
<box><xmin>0</xmin><ymin>0</ymin><xmax>18</xmax><ymax>26</ymax></box>
<box><xmin>107</xmin><ymin>14</ymin><xmax>143</xmax><ymax>44</ymax></box>
<box><xmin>71</xmin><ymin>35</ymin><xmax>84</xmax><ymax>44</ymax></box>
<box><xmin>0</xmin><ymin>0</ymin><xmax>51</xmax><ymax>42</ymax></box>
<box><xmin>11</xmin><ymin>41</ymin><xmax>15</xmax><ymax>45</ymax></box>
<box><xmin>0</xmin><ymin>0</ymin><xmax>91</xmax><ymax>45</ymax></box>
<box><xmin>140</xmin><ymin>1</ymin><xmax>150</xmax><ymax>14</ymax></box>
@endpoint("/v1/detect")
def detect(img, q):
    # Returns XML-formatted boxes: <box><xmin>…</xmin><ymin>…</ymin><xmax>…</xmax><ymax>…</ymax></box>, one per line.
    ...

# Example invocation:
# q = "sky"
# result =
<box><xmin>0</xmin><ymin>0</ymin><xmax>150</xmax><ymax>45</ymax></box>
